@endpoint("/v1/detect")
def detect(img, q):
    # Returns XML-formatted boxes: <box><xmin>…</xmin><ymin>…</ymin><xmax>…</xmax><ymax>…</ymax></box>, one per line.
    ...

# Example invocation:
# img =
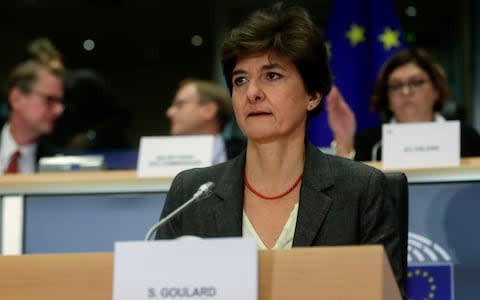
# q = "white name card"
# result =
<box><xmin>113</xmin><ymin>238</ymin><xmax>258</xmax><ymax>300</ymax></box>
<box><xmin>382</xmin><ymin>121</ymin><xmax>460</xmax><ymax>169</ymax></box>
<box><xmin>137</xmin><ymin>135</ymin><xmax>215</xmax><ymax>177</ymax></box>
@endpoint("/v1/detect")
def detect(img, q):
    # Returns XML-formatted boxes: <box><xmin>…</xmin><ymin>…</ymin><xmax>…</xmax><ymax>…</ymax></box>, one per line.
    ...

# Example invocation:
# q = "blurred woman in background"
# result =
<box><xmin>329</xmin><ymin>48</ymin><xmax>480</xmax><ymax>161</ymax></box>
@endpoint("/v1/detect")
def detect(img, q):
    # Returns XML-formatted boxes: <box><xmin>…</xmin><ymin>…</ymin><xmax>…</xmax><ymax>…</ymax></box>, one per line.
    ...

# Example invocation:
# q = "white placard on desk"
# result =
<box><xmin>113</xmin><ymin>238</ymin><xmax>258</xmax><ymax>300</ymax></box>
<box><xmin>382</xmin><ymin>121</ymin><xmax>460</xmax><ymax>169</ymax></box>
<box><xmin>137</xmin><ymin>135</ymin><xmax>215</xmax><ymax>177</ymax></box>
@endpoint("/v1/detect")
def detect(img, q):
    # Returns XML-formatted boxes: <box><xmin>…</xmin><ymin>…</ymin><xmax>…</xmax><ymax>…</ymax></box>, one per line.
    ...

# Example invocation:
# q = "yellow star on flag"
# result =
<box><xmin>378</xmin><ymin>27</ymin><xmax>401</xmax><ymax>50</ymax></box>
<box><xmin>345</xmin><ymin>24</ymin><xmax>365</xmax><ymax>47</ymax></box>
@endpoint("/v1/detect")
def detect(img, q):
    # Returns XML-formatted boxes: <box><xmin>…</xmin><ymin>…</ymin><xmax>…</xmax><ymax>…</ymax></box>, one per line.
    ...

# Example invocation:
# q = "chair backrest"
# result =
<box><xmin>384</xmin><ymin>172</ymin><xmax>408</xmax><ymax>298</ymax></box>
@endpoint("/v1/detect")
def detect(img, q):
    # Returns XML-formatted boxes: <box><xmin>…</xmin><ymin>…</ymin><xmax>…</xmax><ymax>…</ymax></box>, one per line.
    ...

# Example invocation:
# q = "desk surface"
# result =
<box><xmin>1</xmin><ymin>157</ymin><xmax>480</xmax><ymax>194</ymax></box>
<box><xmin>365</xmin><ymin>157</ymin><xmax>480</xmax><ymax>183</ymax></box>
<box><xmin>0</xmin><ymin>171</ymin><xmax>172</xmax><ymax>194</ymax></box>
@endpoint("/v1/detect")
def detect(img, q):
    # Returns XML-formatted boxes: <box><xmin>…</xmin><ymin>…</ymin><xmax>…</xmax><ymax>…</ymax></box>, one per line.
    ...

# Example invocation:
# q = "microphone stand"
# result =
<box><xmin>144</xmin><ymin>182</ymin><xmax>214</xmax><ymax>241</ymax></box>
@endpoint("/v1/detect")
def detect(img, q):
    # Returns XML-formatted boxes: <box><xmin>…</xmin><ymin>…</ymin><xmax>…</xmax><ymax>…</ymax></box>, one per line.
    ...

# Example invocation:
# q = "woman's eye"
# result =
<box><xmin>233</xmin><ymin>76</ymin><xmax>247</xmax><ymax>86</ymax></box>
<box><xmin>266</xmin><ymin>72</ymin><xmax>281</xmax><ymax>80</ymax></box>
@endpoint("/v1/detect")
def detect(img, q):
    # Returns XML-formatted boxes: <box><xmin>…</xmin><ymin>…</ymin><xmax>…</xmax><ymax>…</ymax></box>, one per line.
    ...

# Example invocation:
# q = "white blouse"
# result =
<box><xmin>242</xmin><ymin>203</ymin><xmax>299</xmax><ymax>249</ymax></box>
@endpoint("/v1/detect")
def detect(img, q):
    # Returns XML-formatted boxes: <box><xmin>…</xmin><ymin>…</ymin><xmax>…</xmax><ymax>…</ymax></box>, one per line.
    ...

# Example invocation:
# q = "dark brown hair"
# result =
<box><xmin>371</xmin><ymin>48</ymin><xmax>450</xmax><ymax>120</ymax></box>
<box><xmin>221</xmin><ymin>3</ymin><xmax>332</xmax><ymax>121</ymax></box>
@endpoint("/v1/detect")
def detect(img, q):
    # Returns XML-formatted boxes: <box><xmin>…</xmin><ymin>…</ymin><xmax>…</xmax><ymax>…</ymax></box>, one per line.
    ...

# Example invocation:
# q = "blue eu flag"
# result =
<box><xmin>308</xmin><ymin>0</ymin><xmax>405</xmax><ymax>146</ymax></box>
<box><xmin>407</xmin><ymin>264</ymin><xmax>453</xmax><ymax>300</ymax></box>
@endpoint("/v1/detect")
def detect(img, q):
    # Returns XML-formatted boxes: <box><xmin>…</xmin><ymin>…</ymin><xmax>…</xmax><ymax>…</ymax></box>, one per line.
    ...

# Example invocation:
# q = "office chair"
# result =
<box><xmin>384</xmin><ymin>172</ymin><xmax>408</xmax><ymax>299</ymax></box>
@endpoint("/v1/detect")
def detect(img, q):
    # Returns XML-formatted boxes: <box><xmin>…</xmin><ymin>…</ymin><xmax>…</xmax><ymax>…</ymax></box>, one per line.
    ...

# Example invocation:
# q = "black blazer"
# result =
<box><xmin>355</xmin><ymin>123</ymin><xmax>480</xmax><ymax>161</ymax></box>
<box><xmin>156</xmin><ymin>143</ymin><xmax>402</xmax><ymax>291</ymax></box>
<box><xmin>224</xmin><ymin>136</ymin><xmax>246</xmax><ymax>160</ymax></box>
<box><xmin>35</xmin><ymin>139</ymin><xmax>62</xmax><ymax>169</ymax></box>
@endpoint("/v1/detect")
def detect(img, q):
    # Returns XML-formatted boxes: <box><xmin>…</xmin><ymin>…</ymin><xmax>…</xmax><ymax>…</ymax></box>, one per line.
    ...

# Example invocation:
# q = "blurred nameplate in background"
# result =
<box><xmin>382</xmin><ymin>121</ymin><xmax>460</xmax><ymax>169</ymax></box>
<box><xmin>38</xmin><ymin>155</ymin><xmax>105</xmax><ymax>172</ymax></box>
<box><xmin>137</xmin><ymin>136</ymin><xmax>215</xmax><ymax>178</ymax></box>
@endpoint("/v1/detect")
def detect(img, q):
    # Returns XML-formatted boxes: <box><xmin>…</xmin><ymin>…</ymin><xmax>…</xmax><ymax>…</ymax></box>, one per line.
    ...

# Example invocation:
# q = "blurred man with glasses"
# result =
<box><xmin>1</xmin><ymin>59</ymin><xmax>64</xmax><ymax>174</ymax></box>
<box><xmin>166</xmin><ymin>79</ymin><xmax>245</xmax><ymax>164</ymax></box>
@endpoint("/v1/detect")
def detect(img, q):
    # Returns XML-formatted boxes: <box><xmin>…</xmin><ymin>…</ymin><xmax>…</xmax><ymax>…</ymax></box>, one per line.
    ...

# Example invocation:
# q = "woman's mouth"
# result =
<box><xmin>248</xmin><ymin>111</ymin><xmax>272</xmax><ymax>117</ymax></box>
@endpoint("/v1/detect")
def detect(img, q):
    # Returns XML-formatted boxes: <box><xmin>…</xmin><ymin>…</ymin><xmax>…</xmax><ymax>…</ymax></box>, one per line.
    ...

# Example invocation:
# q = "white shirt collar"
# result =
<box><xmin>212</xmin><ymin>134</ymin><xmax>227</xmax><ymax>164</ymax></box>
<box><xmin>0</xmin><ymin>123</ymin><xmax>38</xmax><ymax>173</ymax></box>
<box><xmin>242</xmin><ymin>203</ymin><xmax>299</xmax><ymax>249</ymax></box>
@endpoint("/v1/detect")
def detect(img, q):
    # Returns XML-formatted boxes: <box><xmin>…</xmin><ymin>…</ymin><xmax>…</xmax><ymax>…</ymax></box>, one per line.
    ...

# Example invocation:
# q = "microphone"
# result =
<box><xmin>144</xmin><ymin>181</ymin><xmax>215</xmax><ymax>241</ymax></box>
<box><xmin>371</xmin><ymin>140</ymin><xmax>382</xmax><ymax>162</ymax></box>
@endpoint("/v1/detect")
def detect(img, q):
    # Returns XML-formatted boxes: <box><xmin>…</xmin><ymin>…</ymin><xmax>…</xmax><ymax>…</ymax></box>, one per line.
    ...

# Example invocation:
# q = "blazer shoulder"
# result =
<box><xmin>174</xmin><ymin>157</ymin><xmax>239</xmax><ymax>186</ymax></box>
<box><xmin>325</xmin><ymin>153</ymin><xmax>384</xmax><ymax>182</ymax></box>
<box><xmin>460</xmin><ymin>123</ymin><xmax>480</xmax><ymax>157</ymax></box>
<box><xmin>461</xmin><ymin>122</ymin><xmax>480</xmax><ymax>137</ymax></box>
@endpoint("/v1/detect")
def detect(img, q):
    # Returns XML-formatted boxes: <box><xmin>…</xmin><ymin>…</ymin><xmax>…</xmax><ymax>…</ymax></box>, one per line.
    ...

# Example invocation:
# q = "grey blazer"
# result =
<box><xmin>156</xmin><ymin>143</ymin><xmax>402</xmax><ymax>292</ymax></box>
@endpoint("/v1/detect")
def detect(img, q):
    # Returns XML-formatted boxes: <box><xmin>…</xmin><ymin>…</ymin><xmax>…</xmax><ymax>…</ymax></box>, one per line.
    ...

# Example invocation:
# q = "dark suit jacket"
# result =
<box><xmin>224</xmin><ymin>136</ymin><xmax>246</xmax><ymax>160</ymax></box>
<box><xmin>34</xmin><ymin>139</ymin><xmax>62</xmax><ymax>170</ymax></box>
<box><xmin>156</xmin><ymin>143</ymin><xmax>403</xmax><ymax>293</ymax></box>
<box><xmin>355</xmin><ymin>123</ymin><xmax>480</xmax><ymax>161</ymax></box>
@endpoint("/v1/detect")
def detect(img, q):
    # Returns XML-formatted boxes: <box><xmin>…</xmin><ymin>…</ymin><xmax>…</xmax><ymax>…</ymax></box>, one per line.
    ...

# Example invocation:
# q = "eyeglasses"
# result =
<box><xmin>168</xmin><ymin>99</ymin><xmax>197</xmax><ymax>110</ymax></box>
<box><xmin>29</xmin><ymin>89</ymin><xmax>64</xmax><ymax>110</ymax></box>
<box><xmin>387</xmin><ymin>78</ymin><xmax>429</xmax><ymax>95</ymax></box>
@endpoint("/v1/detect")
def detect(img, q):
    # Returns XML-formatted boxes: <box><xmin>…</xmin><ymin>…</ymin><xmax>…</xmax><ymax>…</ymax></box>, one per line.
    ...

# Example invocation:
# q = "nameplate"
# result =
<box><xmin>113</xmin><ymin>238</ymin><xmax>258</xmax><ymax>300</ymax></box>
<box><xmin>382</xmin><ymin>121</ymin><xmax>460</xmax><ymax>169</ymax></box>
<box><xmin>137</xmin><ymin>136</ymin><xmax>215</xmax><ymax>177</ymax></box>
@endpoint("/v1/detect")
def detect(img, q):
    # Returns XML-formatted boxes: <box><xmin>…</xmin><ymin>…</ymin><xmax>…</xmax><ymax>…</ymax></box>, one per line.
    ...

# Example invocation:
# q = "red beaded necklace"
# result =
<box><xmin>243</xmin><ymin>172</ymin><xmax>303</xmax><ymax>200</ymax></box>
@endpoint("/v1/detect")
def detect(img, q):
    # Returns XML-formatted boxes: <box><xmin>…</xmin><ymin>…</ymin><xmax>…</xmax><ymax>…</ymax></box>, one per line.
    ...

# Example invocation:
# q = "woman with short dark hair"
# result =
<box><xmin>157</xmin><ymin>3</ymin><xmax>402</xmax><ymax>294</ymax></box>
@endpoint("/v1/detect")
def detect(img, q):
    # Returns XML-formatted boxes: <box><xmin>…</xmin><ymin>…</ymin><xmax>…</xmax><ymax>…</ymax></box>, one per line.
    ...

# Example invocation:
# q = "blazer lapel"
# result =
<box><xmin>208</xmin><ymin>144</ymin><xmax>334</xmax><ymax>243</ymax></box>
<box><xmin>293</xmin><ymin>143</ymin><xmax>334</xmax><ymax>246</ymax></box>
<box><xmin>211</xmin><ymin>152</ymin><xmax>246</xmax><ymax>237</ymax></box>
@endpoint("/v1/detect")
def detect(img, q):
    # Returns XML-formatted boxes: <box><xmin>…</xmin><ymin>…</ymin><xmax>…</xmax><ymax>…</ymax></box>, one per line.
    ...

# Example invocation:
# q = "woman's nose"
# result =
<box><xmin>246</xmin><ymin>80</ymin><xmax>265</xmax><ymax>103</ymax></box>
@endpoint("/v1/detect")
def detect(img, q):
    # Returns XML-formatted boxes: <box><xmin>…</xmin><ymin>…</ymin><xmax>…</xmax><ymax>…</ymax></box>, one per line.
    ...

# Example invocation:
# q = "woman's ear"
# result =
<box><xmin>307</xmin><ymin>92</ymin><xmax>322</xmax><ymax>111</ymax></box>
